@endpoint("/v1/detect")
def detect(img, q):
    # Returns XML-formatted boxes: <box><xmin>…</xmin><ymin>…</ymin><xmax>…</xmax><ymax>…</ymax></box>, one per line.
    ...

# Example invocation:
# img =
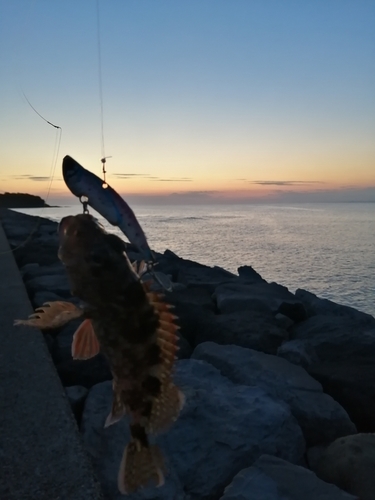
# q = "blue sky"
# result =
<box><xmin>0</xmin><ymin>0</ymin><xmax>374</xmax><ymax>204</ymax></box>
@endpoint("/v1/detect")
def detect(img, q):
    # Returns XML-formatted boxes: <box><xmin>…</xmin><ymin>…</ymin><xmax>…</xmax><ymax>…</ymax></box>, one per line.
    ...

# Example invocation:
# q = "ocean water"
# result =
<box><xmin>15</xmin><ymin>203</ymin><xmax>375</xmax><ymax>317</ymax></box>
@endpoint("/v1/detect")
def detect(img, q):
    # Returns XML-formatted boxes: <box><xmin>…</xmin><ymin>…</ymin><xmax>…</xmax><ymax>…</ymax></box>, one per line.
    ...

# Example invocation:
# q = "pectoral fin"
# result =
<box><xmin>71</xmin><ymin>319</ymin><xmax>100</xmax><ymax>360</ymax></box>
<box><xmin>14</xmin><ymin>301</ymin><xmax>83</xmax><ymax>330</ymax></box>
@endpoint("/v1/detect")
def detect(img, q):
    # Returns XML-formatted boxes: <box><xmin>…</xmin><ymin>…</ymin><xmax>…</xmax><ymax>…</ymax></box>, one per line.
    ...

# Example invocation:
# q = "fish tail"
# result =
<box><xmin>118</xmin><ymin>424</ymin><xmax>165</xmax><ymax>494</ymax></box>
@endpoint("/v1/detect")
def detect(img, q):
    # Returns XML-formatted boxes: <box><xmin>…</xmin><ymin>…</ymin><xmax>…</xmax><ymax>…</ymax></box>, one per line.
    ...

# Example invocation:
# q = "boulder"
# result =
<box><xmin>277</xmin><ymin>339</ymin><xmax>319</xmax><ymax>369</ymax></box>
<box><xmin>309</xmin><ymin>433</ymin><xmax>375</xmax><ymax>500</ymax></box>
<box><xmin>279</xmin><ymin>314</ymin><xmax>375</xmax><ymax>431</ymax></box>
<box><xmin>192</xmin><ymin>310</ymin><xmax>289</xmax><ymax>354</ymax></box>
<box><xmin>159</xmin><ymin>250</ymin><xmax>238</xmax><ymax>291</ymax></box>
<box><xmin>221</xmin><ymin>454</ymin><xmax>358</xmax><ymax>500</ymax></box>
<box><xmin>214</xmin><ymin>282</ymin><xmax>298</xmax><ymax>314</ymax></box>
<box><xmin>25</xmin><ymin>274</ymin><xmax>71</xmax><ymax>298</ymax></box>
<box><xmin>277</xmin><ymin>301</ymin><xmax>307</xmax><ymax>323</ymax></box>
<box><xmin>237</xmin><ymin>265</ymin><xmax>265</xmax><ymax>283</ymax></box>
<box><xmin>192</xmin><ymin>342</ymin><xmax>356</xmax><ymax>446</ymax></box>
<box><xmin>81</xmin><ymin>359</ymin><xmax>305</xmax><ymax>499</ymax></box>
<box><xmin>65</xmin><ymin>385</ymin><xmax>88</xmax><ymax>423</ymax></box>
<box><xmin>295</xmin><ymin>289</ymin><xmax>375</xmax><ymax>326</ymax></box>
<box><xmin>32</xmin><ymin>290</ymin><xmax>64</xmax><ymax>309</ymax></box>
<box><xmin>56</xmin><ymin>354</ymin><xmax>112</xmax><ymax>388</ymax></box>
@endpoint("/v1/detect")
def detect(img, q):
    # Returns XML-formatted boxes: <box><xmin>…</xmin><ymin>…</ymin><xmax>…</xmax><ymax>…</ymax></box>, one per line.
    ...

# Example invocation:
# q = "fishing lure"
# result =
<box><xmin>63</xmin><ymin>155</ymin><xmax>154</xmax><ymax>262</ymax></box>
<box><xmin>62</xmin><ymin>156</ymin><xmax>172</xmax><ymax>291</ymax></box>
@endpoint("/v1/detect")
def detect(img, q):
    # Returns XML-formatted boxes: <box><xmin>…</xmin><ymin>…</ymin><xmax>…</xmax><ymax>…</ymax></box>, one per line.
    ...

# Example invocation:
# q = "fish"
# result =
<box><xmin>15</xmin><ymin>213</ymin><xmax>184</xmax><ymax>494</ymax></box>
<box><xmin>62</xmin><ymin>155</ymin><xmax>155</xmax><ymax>264</ymax></box>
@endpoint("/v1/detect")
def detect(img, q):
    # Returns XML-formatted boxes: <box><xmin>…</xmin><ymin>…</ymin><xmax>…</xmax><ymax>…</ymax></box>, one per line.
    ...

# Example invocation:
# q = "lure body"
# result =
<box><xmin>62</xmin><ymin>155</ymin><xmax>154</xmax><ymax>263</ymax></box>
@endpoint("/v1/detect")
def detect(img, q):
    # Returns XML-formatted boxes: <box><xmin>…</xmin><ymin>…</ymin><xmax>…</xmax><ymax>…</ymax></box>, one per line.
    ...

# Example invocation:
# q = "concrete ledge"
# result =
<box><xmin>0</xmin><ymin>214</ymin><xmax>103</xmax><ymax>499</ymax></box>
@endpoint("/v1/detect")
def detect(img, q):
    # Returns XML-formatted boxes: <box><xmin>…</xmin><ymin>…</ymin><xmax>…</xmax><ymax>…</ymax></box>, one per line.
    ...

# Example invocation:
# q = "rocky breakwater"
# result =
<box><xmin>3</xmin><ymin>207</ymin><xmax>375</xmax><ymax>499</ymax></box>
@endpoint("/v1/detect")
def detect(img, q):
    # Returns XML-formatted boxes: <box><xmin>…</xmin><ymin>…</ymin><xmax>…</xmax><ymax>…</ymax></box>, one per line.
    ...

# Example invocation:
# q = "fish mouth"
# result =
<box><xmin>58</xmin><ymin>215</ymin><xmax>75</xmax><ymax>241</ymax></box>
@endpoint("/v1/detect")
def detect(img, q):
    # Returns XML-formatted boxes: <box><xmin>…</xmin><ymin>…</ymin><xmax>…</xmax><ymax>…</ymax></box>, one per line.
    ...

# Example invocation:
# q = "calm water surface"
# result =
<box><xmin>17</xmin><ymin>203</ymin><xmax>375</xmax><ymax>317</ymax></box>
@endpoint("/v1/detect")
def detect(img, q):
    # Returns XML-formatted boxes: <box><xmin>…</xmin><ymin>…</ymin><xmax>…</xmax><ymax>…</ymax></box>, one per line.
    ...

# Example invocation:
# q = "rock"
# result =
<box><xmin>32</xmin><ymin>291</ymin><xmax>64</xmax><ymax>308</ymax></box>
<box><xmin>237</xmin><ymin>265</ymin><xmax>265</xmax><ymax>283</ymax></box>
<box><xmin>295</xmin><ymin>289</ymin><xmax>375</xmax><ymax>326</ymax></box>
<box><xmin>25</xmin><ymin>274</ymin><xmax>71</xmax><ymax>298</ymax></box>
<box><xmin>22</xmin><ymin>262</ymin><xmax>65</xmax><ymax>280</ymax></box>
<box><xmin>192</xmin><ymin>310</ymin><xmax>289</xmax><ymax>354</ymax></box>
<box><xmin>309</xmin><ymin>433</ymin><xmax>375</xmax><ymax>500</ymax></box>
<box><xmin>81</xmin><ymin>359</ymin><xmax>305</xmax><ymax>499</ymax></box>
<box><xmin>192</xmin><ymin>342</ymin><xmax>356</xmax><ymax>446</ymax></box>
<box><xmin>176</xmin><ymin>333</ymin><xmax>192</xmax><ymax>359</ymax></box>
<box><xmin>214</xmin><ymin>282</ymin><xmax>297</xmax><ymax>314</ymax></box>
<box><xmin>159</xmin><ymin>250</ymin><xmax>238</xmax><ymax>292</ymax></box>
<box><xmin>279</xmin><ymin>314</ymin><xmax>375</xmax><ymax>431</ymax></box>
<box><xmin>20</xmin><ymin>262</ymin><xmax>40</xmax><ymax>276</ymax></box>
<box><xmin>56</xmin><ymin>354</ymin><xmax>112</xmax><ymax>388</ymax></box>
<box><xmin>65</xmin><ymin>385</ymin><xmax>88</xmax><ymax>423</ymax></box>
<box><xmin>307</xmin><ymin>358</ymin><xmax>375</xmax><ymax>432</ymax></box>
<box><xmin>277</xmin><ymin>301</ymin><xmax>307</xmax><ymax>323</ymax></box>
<box><xmin>53</xmin><ymin>320</ymin><xmax>81</xmax><ymax>362</ymax></box>
<box><xmin>221</xmin><ymin>454</ymin><xmax>358</xmax><ymax>500</ymax></box>
<box><xmin>275</xmin><ymin>313</ymin><xmax>294</xmax><ymax>330</ymax></box>
<box><xmin>277</xmin><ymin>339</ymin><xmax>319</xmax><ymax>369</ymax></box>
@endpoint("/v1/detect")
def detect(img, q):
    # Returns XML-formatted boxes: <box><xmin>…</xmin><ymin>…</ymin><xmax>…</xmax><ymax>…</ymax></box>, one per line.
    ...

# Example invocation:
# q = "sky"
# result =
<box><xmin>0</xmin><ymin>0</ymin><xmax>374</xmax><ymax>205</ymax></box>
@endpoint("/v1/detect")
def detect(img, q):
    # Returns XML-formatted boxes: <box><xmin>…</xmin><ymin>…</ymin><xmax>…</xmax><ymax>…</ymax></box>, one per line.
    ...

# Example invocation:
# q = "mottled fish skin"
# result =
<box><xmin>58</xmin><ymin>214</ymin><xmax>183</xmax><ymax>494</ymax></box>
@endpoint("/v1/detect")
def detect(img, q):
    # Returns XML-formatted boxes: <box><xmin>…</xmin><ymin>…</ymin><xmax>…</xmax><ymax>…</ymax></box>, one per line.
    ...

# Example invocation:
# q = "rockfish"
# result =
<box><xmin>15</xmin><ymin>214</ymin><xmax>184</xmax><ymax>494</ymax></box>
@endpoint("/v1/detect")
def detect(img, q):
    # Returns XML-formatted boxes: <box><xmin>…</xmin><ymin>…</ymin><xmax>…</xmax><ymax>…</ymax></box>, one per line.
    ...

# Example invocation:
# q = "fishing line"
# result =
<box><xmin>0</xmin><ymin>95</ymin><xmax>62</xmax><ymax>255</ymax></box>
<box><xmin>96</xmin><ymin>0</ymin><xmax>110</xmax><ymax>187</ymax></box>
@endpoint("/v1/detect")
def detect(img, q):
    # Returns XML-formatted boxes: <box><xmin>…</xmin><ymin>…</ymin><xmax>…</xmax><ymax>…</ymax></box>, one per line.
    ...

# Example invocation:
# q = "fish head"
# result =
<box><xmin>58</xmin><ymin>214</ymin><xmax>107</xmax><ymax>266</ymax></box>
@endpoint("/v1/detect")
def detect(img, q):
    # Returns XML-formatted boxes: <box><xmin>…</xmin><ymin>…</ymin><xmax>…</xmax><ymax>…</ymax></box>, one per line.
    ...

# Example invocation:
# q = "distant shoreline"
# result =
<box><xmin>0</xmin><ymin>192</ymin><xmax>50</xmax><ymax>209</ymax></box>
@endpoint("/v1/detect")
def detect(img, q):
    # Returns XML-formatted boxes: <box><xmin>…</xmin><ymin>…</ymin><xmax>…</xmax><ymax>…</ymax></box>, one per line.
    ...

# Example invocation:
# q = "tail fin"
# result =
<box><xmin>118</xmin><ymin>439</ymin><xmax>165</xmax><ymax>494</ymax></box>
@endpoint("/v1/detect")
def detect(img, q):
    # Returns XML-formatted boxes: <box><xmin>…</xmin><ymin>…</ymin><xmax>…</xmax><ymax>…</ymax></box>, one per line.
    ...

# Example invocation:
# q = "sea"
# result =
<box><xmin>15</xmin><ymin>203</ymin><xmax>375</xmax><ymax>317</ymax></box>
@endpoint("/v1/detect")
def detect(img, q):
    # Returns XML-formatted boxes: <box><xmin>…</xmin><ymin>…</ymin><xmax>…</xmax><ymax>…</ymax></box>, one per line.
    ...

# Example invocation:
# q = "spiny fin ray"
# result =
<box><xmin>14</xmin><ymin>301</ymin><xmax>83</xmax><ymax>329</ymax></box>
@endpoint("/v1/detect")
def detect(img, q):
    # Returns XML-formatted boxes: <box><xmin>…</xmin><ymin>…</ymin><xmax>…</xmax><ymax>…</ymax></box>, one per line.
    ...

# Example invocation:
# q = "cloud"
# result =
<box><xmin>249</xmin><ymin>180</ymin><xmax>324</xmax><ymax>186</ymax></box>
<box><xmin>111</xmin><ymin>173</ymin><xmax>192</xmax><ymax>182</ymax></box>
<box><xmin>11</xmin><ymin>175</ymin><xmax>51</xmax><ymax>181</ymax></box>
<box><xmin>265</xmin><ymin>186</ymin><xmax>375</xmax><ymax>203</ymax></box>
<box><xmin>112</xmin><ymin>173</ymin><xmax>151</xmax><ymax>178</ymax></box>
<box><xmin>151</xmin><ymin>178</ymin><xmax>192</xmax><ymax>182</ymax></box>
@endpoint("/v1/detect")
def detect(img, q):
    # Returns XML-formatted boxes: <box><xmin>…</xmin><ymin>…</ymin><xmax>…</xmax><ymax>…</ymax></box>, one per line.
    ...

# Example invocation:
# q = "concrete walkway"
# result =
<box><xmin>0</xmin><ymin>214</ymin><xmax>103</xmax><ymax>499</ymax></box>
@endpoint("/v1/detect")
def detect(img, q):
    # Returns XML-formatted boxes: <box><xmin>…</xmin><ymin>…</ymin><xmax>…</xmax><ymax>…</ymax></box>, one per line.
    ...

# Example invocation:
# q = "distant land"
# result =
<box><xmin>0</xmin><ymin>192</ymin><xmax>49</xmax><ymax>208</ymax></box>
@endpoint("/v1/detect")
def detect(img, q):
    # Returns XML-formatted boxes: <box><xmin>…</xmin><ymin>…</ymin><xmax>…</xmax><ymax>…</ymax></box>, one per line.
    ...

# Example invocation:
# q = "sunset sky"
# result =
<box><xmin>0</xmin><ymin>1</ymin><xmax>374</xmax><ymax>204</ymax></box>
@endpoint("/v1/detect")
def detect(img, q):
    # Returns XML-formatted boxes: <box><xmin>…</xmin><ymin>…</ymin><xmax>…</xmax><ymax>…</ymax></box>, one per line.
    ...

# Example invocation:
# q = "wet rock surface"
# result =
<box><xmin>3</xmin><ymin>208</ymin><xmax>375</xmax><ymax>499</ymax></box>
<box><xmin>221</xmin><ymin>454</ymin><xmax>358</xmax><ymax>500</ymax></box>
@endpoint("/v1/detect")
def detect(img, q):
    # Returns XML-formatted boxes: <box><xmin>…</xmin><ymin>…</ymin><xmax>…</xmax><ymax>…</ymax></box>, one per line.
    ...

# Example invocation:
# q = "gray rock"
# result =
<box><xmin>221</xmin><ymin>455</ymin><xmax>358</xmax><ymax>500</ymax></box>
<box><xmin>193</xmin><ymin>310</ymin><xmax>289</xmax><ymax>354</ymax></box>
<box><xmin>214</xmin><ymin>282</ymin><xmax>296</xmax><ymax>314</ymax></box>
<box><xmin>309</xmin><ymin>433</ymin><xmax>375</xmax><ymax>500</ymax></box>
<box><xmin>277</xmin><ymin>339</ymin><xmax>319</xmax><ymax>369</ymax></box>
<box><xmin>32</xmin><ymin>291</ymin><xmax>64</xmax><ymax>309</ymax></box>
<box><xmin>295</xmin><ymin>289</ymin><xmax>375</xmax><ymax>325</ymax></box>
<box><xmin>81</xmin><ymin>359</ymin><xmax>305</xmax><ymax>499</ymax></box>
<box><xmin>56</xmin><ymin>354</ymin><xmax>112</xmax><ymax>389</ymax></box>
<box><xmin>237</xmin><ymin>265</ymin><xmax>265</xmax><ymax>283</ymax></box>
<box><xmin>193</xmin><ymin>342</ymin><xmax>356</xmax><ymax>446</ymax></box>
<box><xmin>20</xmin><ymin>262</ymin><xmax>40</xmax><ymax>276</ymax></box>
<box><xmin>22</xmin><ymin>263</ymin><xmax>65</xmax><ymax>280</ymax></box>
<box><xmin>25</xmin><ymin>274</ymin><xmax>71</xmax><ymax>297</ymax></box>
<box><xmin>275</xmin><ymin>313</ymin><xmax>294</xmax><ymax>330</ymax></box>
<box><xmin>65</xmin><ymin>385</ymin><xmax>88</xmax><ymax>423</ymax></box>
